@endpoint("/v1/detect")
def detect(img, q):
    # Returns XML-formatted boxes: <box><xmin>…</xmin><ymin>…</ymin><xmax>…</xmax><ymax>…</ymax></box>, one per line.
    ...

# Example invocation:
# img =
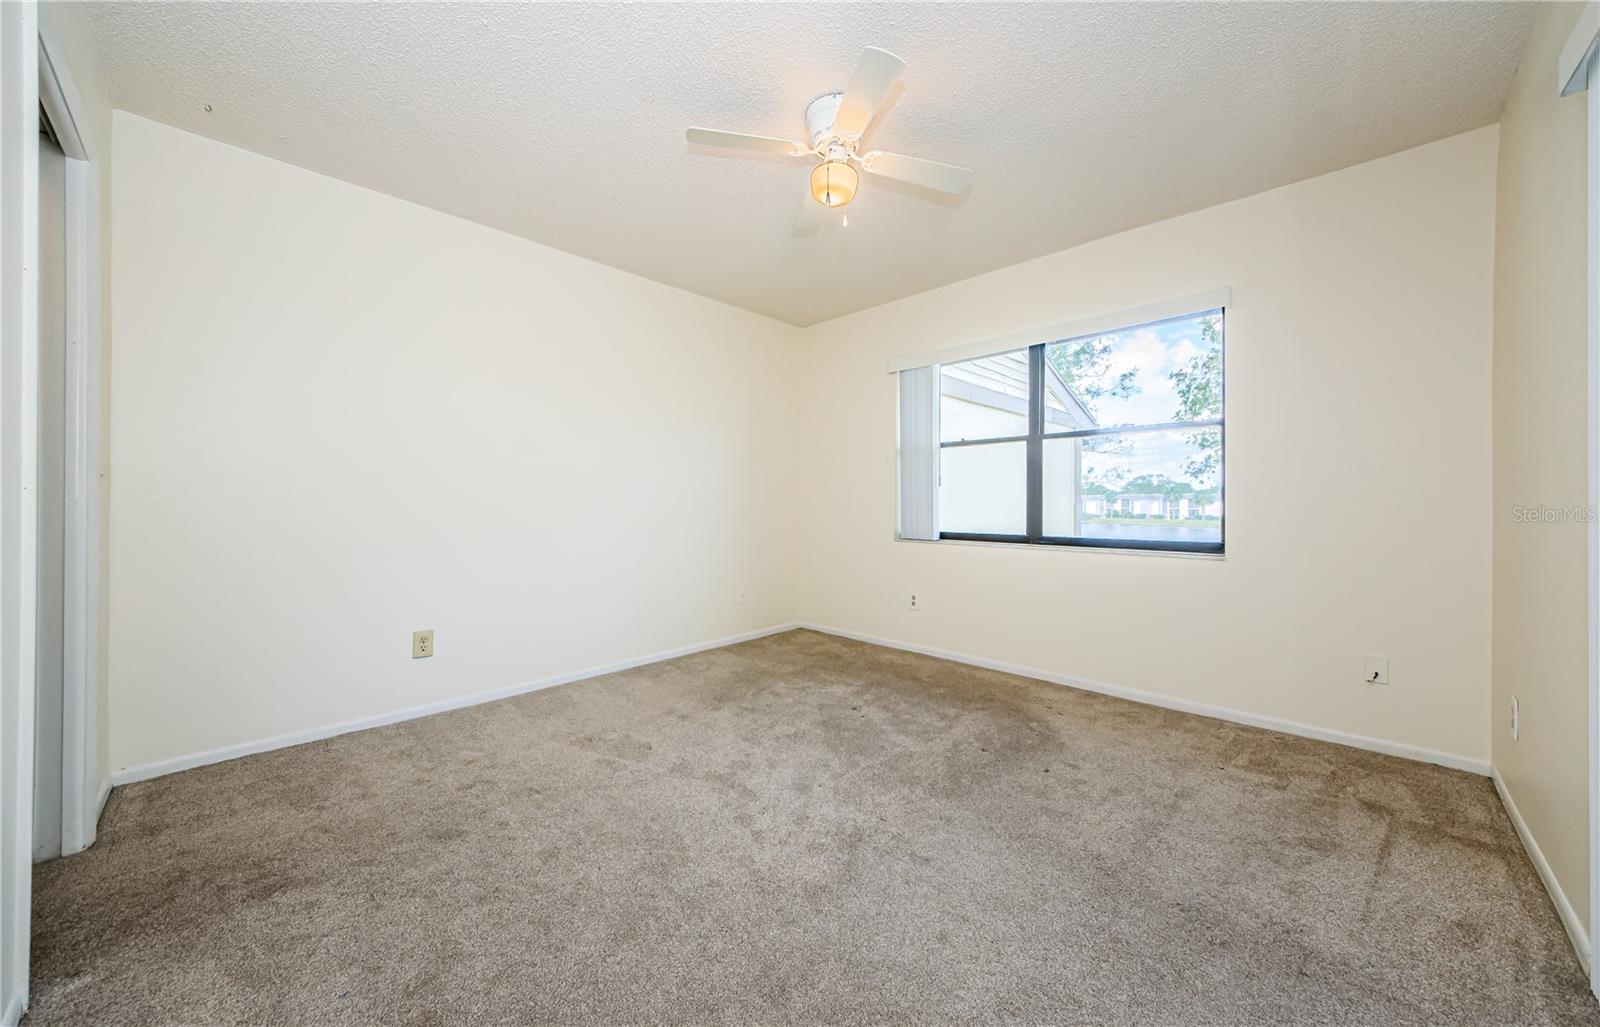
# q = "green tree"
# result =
<box><xmin>1171</xmin><ymin>315</ymin><xmax>1223</xmax><ymax>480</ymax></box>
<box><xmin>1121</xmin><ymin>474</ymin><xmax>1188</xmax><ymax>497</ymax></box>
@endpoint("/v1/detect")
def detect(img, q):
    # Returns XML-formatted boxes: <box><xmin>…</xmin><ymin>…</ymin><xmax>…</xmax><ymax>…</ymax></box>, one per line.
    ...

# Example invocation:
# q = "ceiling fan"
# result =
<box><xmin>686</xmin><ymin>47</ymin><xmax>974</xmax><ymax>232</ymax></box>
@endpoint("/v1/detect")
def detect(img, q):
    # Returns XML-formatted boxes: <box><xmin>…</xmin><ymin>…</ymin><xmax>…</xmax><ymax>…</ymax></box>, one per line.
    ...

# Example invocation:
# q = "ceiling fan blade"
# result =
<box><xmin>860</xmin><ymin>150</ymin><xmax>974</xmax><ymax>194</ymax></box>
<box><xmin>831</xmin><ymin>47</ymin><xmax>905</xmax><ymax>138</ymax></box>
<box><xmin>686</xmin><ymin>127</ymin><xmax>806</xmax><ymax>156</ymax></box>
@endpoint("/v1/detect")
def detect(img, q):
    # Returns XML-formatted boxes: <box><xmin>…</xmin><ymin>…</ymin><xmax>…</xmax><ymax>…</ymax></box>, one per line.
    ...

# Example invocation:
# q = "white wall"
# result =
<box><xmin>109</xmin><ymin>112</ymin><xmax>1504</xmax><ymax>779</ymax></box>
<box><xmin>108</xmin><ymin>112</ymin><xmax>803</xmax><ymax>775</ymax></box>
<box><xmin>1491</xmin><ymin>1</ymin><xmax>1593</xmax><ymax>946</ymax></box>
<box><xmin>797</xmin><ymin>127</ymin><xmax>1499</xmax><ymax>767</ymax></box>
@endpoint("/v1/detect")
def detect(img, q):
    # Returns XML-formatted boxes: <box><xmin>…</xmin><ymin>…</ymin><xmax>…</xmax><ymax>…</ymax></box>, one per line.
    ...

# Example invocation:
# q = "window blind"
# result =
<box><xmin>897</xmin><ymin>365</ymin><xmax>939</xmax><ymax>540</ymax></box>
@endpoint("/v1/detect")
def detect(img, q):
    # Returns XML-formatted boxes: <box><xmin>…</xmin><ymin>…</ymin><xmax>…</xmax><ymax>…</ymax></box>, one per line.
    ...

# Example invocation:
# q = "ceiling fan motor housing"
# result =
<box><xmin>806</xmin><ymin>92</ymin><xmax>846</xmax><ymax>148</ymax></box>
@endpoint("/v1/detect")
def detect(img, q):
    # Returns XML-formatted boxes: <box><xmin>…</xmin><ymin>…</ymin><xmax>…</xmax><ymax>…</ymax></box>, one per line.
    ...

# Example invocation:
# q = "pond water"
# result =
<box><xmin>1080</xmin><ymin>523</ymin><xmax>1222</xmax><ymax>544</ymax></box>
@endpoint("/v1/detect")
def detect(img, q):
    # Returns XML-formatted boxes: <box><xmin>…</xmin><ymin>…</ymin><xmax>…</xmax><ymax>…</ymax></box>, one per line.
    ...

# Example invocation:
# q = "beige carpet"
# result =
<box><xmin>25</xmin><ymin>629</ymin><xmax>1600</xmax><ymax>1025</ymax></box>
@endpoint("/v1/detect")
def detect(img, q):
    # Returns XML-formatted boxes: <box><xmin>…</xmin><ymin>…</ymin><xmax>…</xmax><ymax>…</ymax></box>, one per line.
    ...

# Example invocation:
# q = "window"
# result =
<box><xmin>904</xmin><ymin>306</ymin><xmax>1224</xmax><ymax>554</ymax></box>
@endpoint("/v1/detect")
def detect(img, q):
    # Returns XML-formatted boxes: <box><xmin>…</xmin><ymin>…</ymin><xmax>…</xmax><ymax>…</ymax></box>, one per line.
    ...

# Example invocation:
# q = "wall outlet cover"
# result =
<box><xmin>413</xmin><ymin>629</ymin><xmax>434</xmax><ymax>659</ymax></box>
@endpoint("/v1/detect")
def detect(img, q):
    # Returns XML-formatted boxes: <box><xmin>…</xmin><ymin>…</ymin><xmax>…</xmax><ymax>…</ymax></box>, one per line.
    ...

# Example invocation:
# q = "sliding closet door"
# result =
<box><xmin>32</xmin><ymin>124</ymin><xmax>66</xmax><ymax>863</ymax></box>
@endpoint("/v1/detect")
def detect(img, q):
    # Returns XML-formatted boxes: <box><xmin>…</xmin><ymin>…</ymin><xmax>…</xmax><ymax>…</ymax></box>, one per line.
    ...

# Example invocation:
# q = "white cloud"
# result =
<box><xmin>1063</xmin><ymin>318</ymin><xmax>1208</xmax><ymax>427</ymax></box>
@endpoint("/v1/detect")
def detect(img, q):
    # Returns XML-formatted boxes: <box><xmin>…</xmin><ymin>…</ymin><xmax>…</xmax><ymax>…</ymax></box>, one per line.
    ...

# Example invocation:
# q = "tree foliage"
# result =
<box><xmin>1062</xmin><ymin>314</ymin><xmax>1224</xmax><ymax>497</ymax></box>
<box><xmin>1171</xmin><ymin>315</ymin><xmax>1223</xmax><ymax>481</ymax></box>
<box><xmin>1045</xmin><ymin>336</ymin><xmax>1136</xmax><ymax>420</ymax></box>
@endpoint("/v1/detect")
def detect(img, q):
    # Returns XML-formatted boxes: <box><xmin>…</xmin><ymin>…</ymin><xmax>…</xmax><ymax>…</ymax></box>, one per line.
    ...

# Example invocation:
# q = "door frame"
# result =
<box><xmin>0</xmin><ymin>7</ymin><xmax>104</xmax><ymax>1023</ymax></box>
<box><xmin>1565</xmin><ymin>0</ymin><xmax>1600</xmax><ymax>1006</ymax></box>
<box><xmin>0</xmin><ymin>4</ymin><xmax>40</xmax><ymax>1023</ymax></box>
<box><xmin>38</xmin><ymin>21</ymin><xmax>106</xmax><ymax>861</ymax></box>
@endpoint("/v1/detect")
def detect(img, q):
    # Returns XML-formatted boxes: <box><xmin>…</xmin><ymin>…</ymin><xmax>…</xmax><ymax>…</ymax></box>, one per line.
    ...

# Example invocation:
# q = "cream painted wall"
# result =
<box><xmin>108</xmin><ymin>108</ymin><xmax>1506</xmax><ymax>784</ymax></box>
<box><xmin>1491</xmin><ymin>2</ymin><xmax>1593</xmax><ymax>939</ymax></box>
<box><xmin>108</xmin><ymin>112</ymin><xmax>803</xmax><ymax>773</ymax></box>
<box><xmin>797</xmin><ymin>127</ymin><xmax>1499</xmax><ymax>766</ymax></box>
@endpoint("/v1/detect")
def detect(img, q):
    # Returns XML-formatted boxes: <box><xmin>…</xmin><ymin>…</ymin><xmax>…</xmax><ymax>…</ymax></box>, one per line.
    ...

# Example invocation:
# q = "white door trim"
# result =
<box><xmin>0</xmin><ymin>9</ymin><xmax>102</xmax><ymax>1023</ymax></box>
<box><xmin>0</xmin><ymin>3</ymin><xmax>40</xmax><ymax>1023</ymax></box>
<box><xmin>1588</xmin><ymin>45</ymin><xmax>1600</xmax><ymax>1017</ymax></box>
<box><xmin>1567</xmin><ymin>0</ymin><xmax>1600</xmax><ymax>1005</ymax></box>
<box><xmin>37</xmin><ymin>27</ymin><xmax>104</xmax><ymax>859</ymax></box>
<box><xmin>1564</xmin><ymin>2</ymin><xmax>1600</xmax><ymax>96</ymax></box>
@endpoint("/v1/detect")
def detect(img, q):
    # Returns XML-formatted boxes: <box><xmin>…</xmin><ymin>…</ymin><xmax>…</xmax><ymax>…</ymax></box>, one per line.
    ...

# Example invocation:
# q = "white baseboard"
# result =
<box><xmin>1492</xmin><ymin>766</ymin><xmax>1592</xmax><ymax>973</ymax></box>
<box><xmin>797</xmin><ymin>623</ymin><xmax>1491</xmax><ymax>776</ymax></box>
<box><xmin>3</xmin><ymin>989</ymin><xmax>23</xmax><ymax>1027</ymax></box>
<box><xmin>110</xmin><ymin>623</ymin><xmax>803</xmax><ymax>786</ymax></box>
<box><xmin>111</xmin><ymin>619</ymin><xmax>1491</xmax><ymax>788</ymax></box>
<box><xmin>93</xmin><ymin>774</ymin><xmax>110</xmax><ymax>824</ymax></box>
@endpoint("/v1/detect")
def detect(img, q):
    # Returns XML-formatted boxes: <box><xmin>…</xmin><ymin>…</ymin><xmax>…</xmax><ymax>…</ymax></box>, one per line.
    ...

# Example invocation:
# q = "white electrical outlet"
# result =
<box><xmin>412</xmin><ymin>629</ymin><xmax>434</xmax><ymax>659</ymax></box>
<box><xmin>908</xmin><ymin>593</ymin><xmax>920</xmax><ymax>611</ymax></box>
<box><xmin>1362</xmin><ymin>654</ymin><xmax>1389</xmax><ymax>686</ymax></box>
<box><xmin>1511</xmin><ymin>695</ymin><xmax>1519</xmax><ymax>741</ymax></box>
<box><xmin>736</xmin><ymin>591</ymin><xmax>748</xmax><ymax>606</ymax></box>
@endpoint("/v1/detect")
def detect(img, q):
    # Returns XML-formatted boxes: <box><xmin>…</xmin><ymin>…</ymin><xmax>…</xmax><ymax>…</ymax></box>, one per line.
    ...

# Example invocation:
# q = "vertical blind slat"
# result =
<box><xmin>897</xmin><ymin>366</ymin><xmax>939</xmax><ymax>540</ymax></box>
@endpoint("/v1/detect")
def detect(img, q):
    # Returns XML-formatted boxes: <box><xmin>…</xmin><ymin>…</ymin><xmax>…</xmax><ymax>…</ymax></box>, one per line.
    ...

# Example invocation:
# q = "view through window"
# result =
<box><xmin>936</xmin><ymin>308</ymin><xmax>1224</xmax><ymax>552</ymax></box>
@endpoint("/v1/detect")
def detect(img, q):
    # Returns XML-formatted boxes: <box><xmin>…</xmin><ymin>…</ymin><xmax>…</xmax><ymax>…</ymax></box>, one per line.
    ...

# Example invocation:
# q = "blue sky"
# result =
<box><xmin>1051</xmin><ymin>312</ymin><xmax>1218</xmax><ymax>427</ymax></box>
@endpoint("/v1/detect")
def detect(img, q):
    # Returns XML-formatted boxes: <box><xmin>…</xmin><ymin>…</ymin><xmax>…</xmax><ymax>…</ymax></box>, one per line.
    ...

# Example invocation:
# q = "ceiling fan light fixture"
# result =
<box><xmin>688</xmin><ymin>47</ymin><xmax>972</xmax><ymax>235</ymax></box>
<box><xmin>810</xmin><ymin>160</ymin><xmax>858</xmax><ymax>207</ymax></box>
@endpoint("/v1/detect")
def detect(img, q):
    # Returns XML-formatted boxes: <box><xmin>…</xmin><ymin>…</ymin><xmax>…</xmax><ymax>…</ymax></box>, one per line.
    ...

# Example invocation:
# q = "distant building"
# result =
<box><xmin>1113</xmin><ymin>493</ymin><xmax>1166</xmax><ymax>517</ymax></box>
<box><xmin>1106</xmin><ymin>492</ymin><xmax>1222</xmax><ymax>519</ymax></box>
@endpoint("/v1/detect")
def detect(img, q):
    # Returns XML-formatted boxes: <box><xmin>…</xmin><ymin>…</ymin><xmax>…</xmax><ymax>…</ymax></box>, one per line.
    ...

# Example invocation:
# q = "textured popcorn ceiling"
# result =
<box><xmin>86</xmin><ymin>2</ymin><xmax>1534</xmax><ymax>326</ymax></box>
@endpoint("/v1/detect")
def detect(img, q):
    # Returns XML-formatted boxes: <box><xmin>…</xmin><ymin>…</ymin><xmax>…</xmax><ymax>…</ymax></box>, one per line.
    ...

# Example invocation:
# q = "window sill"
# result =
<box><xmin>895</xmin><ymin>535</ymin><xmax>1226</xmax><ymax>561</ymax></box>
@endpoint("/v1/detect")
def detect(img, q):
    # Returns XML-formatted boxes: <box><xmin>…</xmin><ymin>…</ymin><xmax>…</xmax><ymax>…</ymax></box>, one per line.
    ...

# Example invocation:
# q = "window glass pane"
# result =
<box><xmin>940</xmin><ymin>441</ymin><xmax>1026</xmax><ymax>535</ymax></box>
<box><xmin>940</xmin><ymin>350</ymin><xmax>1030</xmax><ymax>442</ymax></box>
<box><xmin>1043</xmin><ymin>310</ymin><xmax>1222</xmax><ymax>431</ymax></box>
<box><xmin>1043</xmin><ymin>427</ymin><xmax>1222</xmax><ymax>545</ymax></box>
